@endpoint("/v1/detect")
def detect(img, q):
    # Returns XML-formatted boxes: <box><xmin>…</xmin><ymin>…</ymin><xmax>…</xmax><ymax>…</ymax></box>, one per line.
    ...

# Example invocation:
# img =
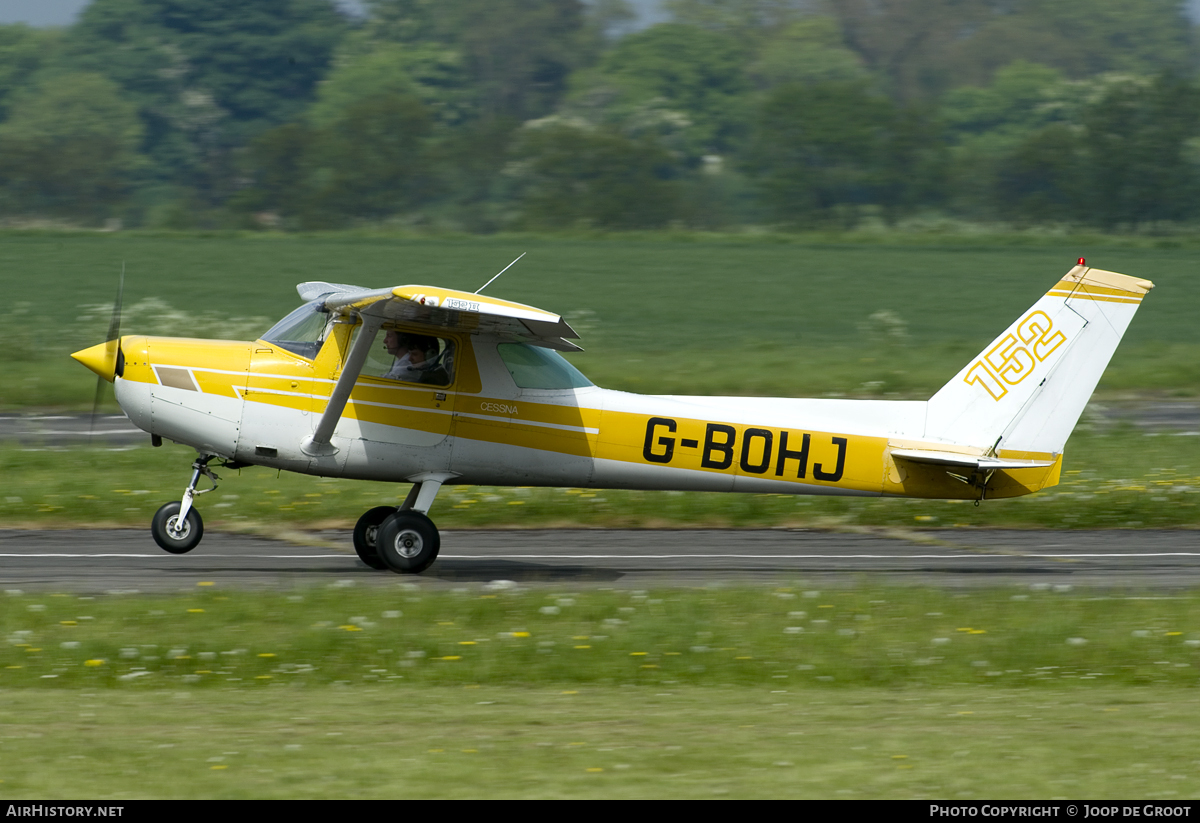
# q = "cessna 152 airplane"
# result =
<box><xmin>71</xmin><ymin>258</ymin><xmax>1152</xmax><ymax>574</ymax></box>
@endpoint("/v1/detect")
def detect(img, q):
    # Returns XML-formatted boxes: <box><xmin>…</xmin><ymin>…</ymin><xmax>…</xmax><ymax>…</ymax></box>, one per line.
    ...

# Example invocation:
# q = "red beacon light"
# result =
<box><xmin>1078</xmin><ymin>257</ymin><xmax>1086</xmax><ymax>266</ymax></box>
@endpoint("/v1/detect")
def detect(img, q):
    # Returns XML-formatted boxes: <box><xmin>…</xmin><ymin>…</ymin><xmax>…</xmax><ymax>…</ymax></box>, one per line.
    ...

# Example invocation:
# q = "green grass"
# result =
<box><xmin>4</xmin><ymin>584</ymin><xmax>1200</xmax><ymax>797</ymax></box>
<box><xmin>5</xmin><ymin>586</ymin><xmax>1200</xmax><ymax>690</ymax></box>
<box><xmin>4</xmin><ymin>231</ymin><xmax>1199</xmax><ymax>409</ymax></box>
<box><xmin>2</xmin><ymin>685</ymin><xmax>1199</xmax><ymax>798</ymax></box>
<box><xmin>4</xmin><ymin>427</ymin><xmax>1198</xmax><ymax>530</ymax></box>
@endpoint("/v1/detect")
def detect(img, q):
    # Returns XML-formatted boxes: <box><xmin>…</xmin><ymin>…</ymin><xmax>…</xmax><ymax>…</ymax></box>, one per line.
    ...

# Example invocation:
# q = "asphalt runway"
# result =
<box><xmin>1</xmin><ymin>527</ymin><xmax>1197</xmax><ymax>592</ymax></box>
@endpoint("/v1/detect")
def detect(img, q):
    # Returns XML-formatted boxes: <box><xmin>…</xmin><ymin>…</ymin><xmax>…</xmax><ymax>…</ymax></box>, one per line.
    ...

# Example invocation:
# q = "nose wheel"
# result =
<box><xmin>151</xmin><ymin>501</ymin><xmax>204</xmax><ymax>554</ymax></box>
<box><xmin>151</xmin><ymin>454</ymin><xmax>218</xmax><ymax>554</ymax></box>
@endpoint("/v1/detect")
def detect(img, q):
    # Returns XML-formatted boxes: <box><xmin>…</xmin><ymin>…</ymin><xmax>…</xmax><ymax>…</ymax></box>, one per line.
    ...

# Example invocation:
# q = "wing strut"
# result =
<box><xmin>301</xmin><ymin>315</ymin><xmax>384</xmax><ymax>457</ymax></box>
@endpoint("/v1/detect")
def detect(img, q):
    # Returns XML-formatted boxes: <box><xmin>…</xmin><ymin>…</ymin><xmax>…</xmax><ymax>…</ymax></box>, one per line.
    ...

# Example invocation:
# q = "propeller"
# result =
<box><xmin>89</xmin><ymin>265</ymin><xmax>124</xmax><ymax>437</ymax></box>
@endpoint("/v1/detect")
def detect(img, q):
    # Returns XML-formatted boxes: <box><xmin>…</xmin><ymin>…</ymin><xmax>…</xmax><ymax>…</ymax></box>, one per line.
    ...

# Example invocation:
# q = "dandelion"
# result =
<box><xmin>84</xmin><ymin>659</ymin><xmax>105</xmax><ymax>667</ymax></box>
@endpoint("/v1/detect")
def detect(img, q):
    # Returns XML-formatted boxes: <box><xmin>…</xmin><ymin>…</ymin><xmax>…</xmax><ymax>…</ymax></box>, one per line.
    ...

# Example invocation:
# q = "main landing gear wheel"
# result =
<box><xmin>353</xmin><ymin>506</ymin><xmax>397</xmax><ymax>570</ymax></box>
<box><xmin>151</xmin><ymin>502</ymin><xmax>204</xmax><ymax>554</ymax></box>
<box><xmin>376</xmin><ymin>510</ymin><xmax>440</xmax><ymax>574</ymax></box>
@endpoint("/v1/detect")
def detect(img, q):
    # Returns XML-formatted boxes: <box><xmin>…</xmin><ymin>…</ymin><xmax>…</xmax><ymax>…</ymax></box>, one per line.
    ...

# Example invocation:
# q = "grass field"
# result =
<box><xmin>4</xmin><ymin>231</ymin><xmax>1199</xmax><ymax>408</ymax></box>
<box><xmin>3</xmin><ymin>685</ymin><xmax>1200</xmax><ymax>798</ymax></box>
<box><xmin>3</xmin><ymin>585</ymin><xmax>1200</xmax><ymax>798</ymax></box>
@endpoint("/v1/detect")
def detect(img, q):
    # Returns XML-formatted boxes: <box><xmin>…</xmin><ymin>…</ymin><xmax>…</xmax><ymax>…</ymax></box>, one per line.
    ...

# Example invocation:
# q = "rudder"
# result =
<box><xmin>924</xmin><ymin>263</ymin><xmax>1153</xmax><ymax>455</ymax></box>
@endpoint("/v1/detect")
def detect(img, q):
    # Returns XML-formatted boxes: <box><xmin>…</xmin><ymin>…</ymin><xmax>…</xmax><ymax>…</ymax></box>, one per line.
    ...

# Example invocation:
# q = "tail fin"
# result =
<box><xmin>924</xmin><ymin>263</ymin><xmax>1153</xmax><ymax>454</ymax></box>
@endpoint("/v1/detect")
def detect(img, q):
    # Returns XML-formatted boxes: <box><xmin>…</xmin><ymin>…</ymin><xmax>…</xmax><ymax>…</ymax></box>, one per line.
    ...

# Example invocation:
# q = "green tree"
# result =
<box><xmin>994</xmin><ymin>124</ymin><xmax>1084</xmax><ymax>224</ymax></box>
<box><xmin>665</xmin><ymin>0</ymin><xmax>812</xmax><ymax>43</ymax></box>
<box><xmin>1079</xmin><ymin>75</ymin><xmax>1200</xmax><ymax>228</ymax></box>
<box><xmin>943</xmin><ymin>0</ymin><xmax>1197</xmax><ymax>86</ymax></box>
<box><xmin>238</xmin><ymin>90</ymin><xmax>434</xmax><ymax>228</ymax></box>
<box><xmin>938</xmin><ymin>61</ymin><xmax>1084</xmax><ymax>219</ymax></box>
<box><xmin>0</xmin><ymin>25</ymin><xmax>63</xmax><ymax>120</ymax></box>
<box><xmin>0</xmin><ymin>72</ymin><xmax>144</xmax><ymax>220</ymax></box>
<box><xmin>570</xmin><ymin>23</ymin><xmax>749</xmax><ymax>159</ymax></box>
<box><xmin>749</xmin><ymin>17</ymin><xmax>869</xmax><ymax>90</ymax></box>
<box><xmin>826</xmin><ymin>0</ymin><xmax>993</xmax><ymax>101</ymax></box>
<box><xmin>512</xmin><ymin>122</ymin><xmax>682</xmax><ymax>229</ymax></box>
<box><xmin>364</xmin><ymin>0</ymin><xmax>589</xmax><ymax>122</ymax></box>
<box><xmin>746</xmin><ymin>81</ymin><xmax>900</xmax><ymax>224</ymax></box>
<box><xmin>64</xmin><ymin>0</ymin><xmax>347</xmax><ymax>197</ymax></box>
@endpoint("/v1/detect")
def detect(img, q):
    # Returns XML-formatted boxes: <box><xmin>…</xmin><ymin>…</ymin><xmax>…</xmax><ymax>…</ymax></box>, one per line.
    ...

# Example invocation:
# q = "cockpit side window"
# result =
<box><xmin>261</xmin><ymin>301</ymin><xmax>334</xmax><ymax>361</ymax></box>
<box><xmin>359</xmin><ymin>326</ymin><xmax>457</xmax><ymax>387</ymax></box>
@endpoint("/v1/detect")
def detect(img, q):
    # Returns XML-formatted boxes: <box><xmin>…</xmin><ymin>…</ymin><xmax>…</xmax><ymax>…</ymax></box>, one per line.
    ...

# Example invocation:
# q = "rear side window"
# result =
<box><xmin>497</xmin><ymin>343</ymin><xmax>592</xmax><ymax>390</ymax></box>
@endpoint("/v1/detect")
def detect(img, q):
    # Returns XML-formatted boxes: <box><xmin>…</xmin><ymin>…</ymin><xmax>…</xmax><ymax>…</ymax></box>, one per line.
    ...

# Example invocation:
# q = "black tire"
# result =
<box><xmin>151</xmin><ymin>502</ymin><xmax>204</xmax><ymax>554</ymax></box>
<box><xmin>353</xmin><ymin>506</ymin><xmax>396</xmax><ymax>570</ymax></box>
<box><xmin>376</xmin><ymin>510</ymin><xmax>440</xmax><ymax>574</ymax></box>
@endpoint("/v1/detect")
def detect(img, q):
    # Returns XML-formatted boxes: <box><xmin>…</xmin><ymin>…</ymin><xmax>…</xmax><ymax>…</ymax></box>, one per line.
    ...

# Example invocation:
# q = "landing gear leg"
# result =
<box><xmin>376</xmin><ymin>474</ymin><xmax>451</xmax><ymax>574</ymax></box>
<box><xmin>151</xmin><ymin>454</ymin><xmax>218</xmax><ymax>554</ymax></box>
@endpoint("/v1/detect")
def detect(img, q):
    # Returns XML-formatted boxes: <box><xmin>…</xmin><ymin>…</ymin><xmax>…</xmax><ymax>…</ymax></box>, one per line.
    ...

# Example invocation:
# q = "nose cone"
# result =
<box><xmin>71</xmin><ymin>340</ymin><xmax>120</xmax><ymax>382</ymax></box>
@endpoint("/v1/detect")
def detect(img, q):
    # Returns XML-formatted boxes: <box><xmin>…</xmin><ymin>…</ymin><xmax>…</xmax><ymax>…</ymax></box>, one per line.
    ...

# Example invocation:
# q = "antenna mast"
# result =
<box><xmin>475</xmin><ymin>252</ymin><xmax>526</xmax><ymax>294</ymax></box>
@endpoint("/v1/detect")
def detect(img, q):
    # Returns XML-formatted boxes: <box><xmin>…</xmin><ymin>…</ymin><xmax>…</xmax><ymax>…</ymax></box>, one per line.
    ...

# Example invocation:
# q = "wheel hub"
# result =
<box><xmin>166</xmin><ymin>515</ymin><xmax>191</xmax><ymax>540</ymax></box>
<box><xmin>395</xmin><ymin>530</ymin><xmax>423</xmax><ymax>558</ymax></box>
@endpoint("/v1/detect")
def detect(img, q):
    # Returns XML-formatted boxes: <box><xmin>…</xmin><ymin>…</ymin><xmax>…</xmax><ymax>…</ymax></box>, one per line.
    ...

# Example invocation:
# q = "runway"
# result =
<box><xmin>1</xmin><ymin>527</ymin><xmax>1197</xmax><ymax>592</ymax></box>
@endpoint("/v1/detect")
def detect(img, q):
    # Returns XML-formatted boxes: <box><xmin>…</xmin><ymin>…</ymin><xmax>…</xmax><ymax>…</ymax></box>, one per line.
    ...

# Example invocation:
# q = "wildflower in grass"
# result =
<box><xmin>84</xmin><ymin>659</ymin><xmax>104</xmax><ymax>667</ymax></box>
<box><xmin>1067</xmin><ymin>637</ymin><xmax>1088</xmax><ymax>646</ymax></box>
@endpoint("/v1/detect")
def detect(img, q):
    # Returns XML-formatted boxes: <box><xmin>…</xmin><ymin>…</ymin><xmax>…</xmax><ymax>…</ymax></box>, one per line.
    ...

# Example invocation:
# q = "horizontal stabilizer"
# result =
<box><xmin>890</xmin><ymin>449</ymin><xmax>1057</xmax><ymax>471</ymax></box>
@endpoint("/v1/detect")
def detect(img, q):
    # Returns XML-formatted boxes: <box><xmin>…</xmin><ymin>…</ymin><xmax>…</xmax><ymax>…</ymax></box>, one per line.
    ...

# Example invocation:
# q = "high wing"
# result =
<box><xmin>295</xmin><ymin>281</ymin><xmax>580</xmax><ymax>458</ymax></box>
<box><xmin>297</xmin><ymin>281</ymin><xmax>581</xmax><ymax>352</ymax></box>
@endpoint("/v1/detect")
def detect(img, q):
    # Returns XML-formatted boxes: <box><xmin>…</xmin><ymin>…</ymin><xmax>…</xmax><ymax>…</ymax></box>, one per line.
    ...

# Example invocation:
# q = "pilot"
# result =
<box><xmin>383</xmin><ymin>331</ymin><xmax>450</xmax><ymax>384</ymax></box>
<box><xmin>382</xmin><ymin>330</ymin><xmax>421</xmax><ymax>381</ymax></box>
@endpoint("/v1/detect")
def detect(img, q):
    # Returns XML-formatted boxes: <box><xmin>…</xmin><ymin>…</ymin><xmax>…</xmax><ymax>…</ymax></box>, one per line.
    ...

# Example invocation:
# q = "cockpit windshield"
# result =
<box><xmin>260</xmin><ymin>301</ymin><xmax>334</xmax><ymax>360</ymax></box>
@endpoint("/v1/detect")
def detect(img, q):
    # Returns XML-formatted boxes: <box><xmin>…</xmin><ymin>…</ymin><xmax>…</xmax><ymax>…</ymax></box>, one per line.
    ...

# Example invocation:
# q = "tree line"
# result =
<box><xmin>0</xmin><ymin>0</ymin><xmax>1198</xmax><ymax>231</ymax></box>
